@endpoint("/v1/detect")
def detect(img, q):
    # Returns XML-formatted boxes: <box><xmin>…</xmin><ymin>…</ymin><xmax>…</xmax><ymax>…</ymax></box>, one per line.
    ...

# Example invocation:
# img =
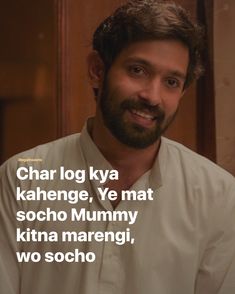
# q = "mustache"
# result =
<box><xmin>121</xmin><ymin>99</ymin><xmax>165</xmax><ymax>121</ymax></box>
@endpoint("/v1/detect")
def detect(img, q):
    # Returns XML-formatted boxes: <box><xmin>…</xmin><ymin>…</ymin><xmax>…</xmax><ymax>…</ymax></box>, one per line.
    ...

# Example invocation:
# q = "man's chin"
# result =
<box><xmin>111</xmin><ymin>127</ymin><xmax>162</xmax><ymax>149</ymax></box>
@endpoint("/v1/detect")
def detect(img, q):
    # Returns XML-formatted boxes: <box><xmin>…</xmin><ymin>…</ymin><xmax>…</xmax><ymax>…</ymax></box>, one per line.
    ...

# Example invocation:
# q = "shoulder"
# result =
<box><xmin>0</xmin><ymin>133</ymin><xmax>81</xmax><ymax>175</ymax></box>
<box><xmin>161</xmin><ymin>137</ymin><xmax>235</xmax><ymax>191</ymax></box>
<box><xmin>18</xmin><ymin>133</ymin><xmax>81</xmax><ymax>161</ymax></box>
<box><xmin>160</xmin><ymin>138</ymin><xmax>235</xmax><ymax>231</ymax></box>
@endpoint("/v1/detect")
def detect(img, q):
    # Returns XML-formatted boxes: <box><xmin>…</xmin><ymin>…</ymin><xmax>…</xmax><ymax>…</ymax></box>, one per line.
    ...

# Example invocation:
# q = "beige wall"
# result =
<box><xmin>214</xmin><ymin>0</ymin><xmax>235</xmax><ymax>175</ymax></box>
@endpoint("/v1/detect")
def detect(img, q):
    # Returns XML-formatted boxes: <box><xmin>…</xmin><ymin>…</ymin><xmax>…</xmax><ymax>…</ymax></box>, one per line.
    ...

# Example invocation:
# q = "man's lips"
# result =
<box><xmin>130</xmin><ymin>109</ymin><xmax>157</xmax><ymax>121</ymax></box>
<box><xmin>126</xmin><ymin>108</ymin><xmax>159</xmax><ymax>128</ymax></box>
<box><xmin>121</xmin><ymin>99</ymin><xmax>165</xmax><ymax>125</ymax></box>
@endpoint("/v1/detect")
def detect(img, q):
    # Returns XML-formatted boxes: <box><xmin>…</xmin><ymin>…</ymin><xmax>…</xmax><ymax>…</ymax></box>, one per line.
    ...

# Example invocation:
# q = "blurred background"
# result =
<box><xmin>0</xmin><ymin>0</ymin><xmax>234</xmax><ymax>175</ymax></box>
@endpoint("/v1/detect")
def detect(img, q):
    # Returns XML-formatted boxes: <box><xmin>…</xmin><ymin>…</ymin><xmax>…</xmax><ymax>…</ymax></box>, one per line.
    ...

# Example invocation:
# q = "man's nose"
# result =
<box><xmin>137</xmin><ymin>79</ymin><xmax>162</xmax><ymax>106</ymax></box>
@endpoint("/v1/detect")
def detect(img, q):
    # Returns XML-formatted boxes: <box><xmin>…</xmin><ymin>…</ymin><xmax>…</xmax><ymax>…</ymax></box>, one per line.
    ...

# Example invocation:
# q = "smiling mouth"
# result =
<box><xmin>130</xmin><ymin>109</ymin><xmax>156</xmax><ymax>121</ymax></box>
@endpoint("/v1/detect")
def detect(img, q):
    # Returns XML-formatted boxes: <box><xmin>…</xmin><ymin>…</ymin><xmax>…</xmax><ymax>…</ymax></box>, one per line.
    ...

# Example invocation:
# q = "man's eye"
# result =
<box><xmin>128</xmin><ymin>65</ymin><xmax>146</xmax><ymax>76</ymax></box>
<box><xmin>165</xmin><ymin>78</ymin><xmax>180</xmax><ymax>88</ymax></box>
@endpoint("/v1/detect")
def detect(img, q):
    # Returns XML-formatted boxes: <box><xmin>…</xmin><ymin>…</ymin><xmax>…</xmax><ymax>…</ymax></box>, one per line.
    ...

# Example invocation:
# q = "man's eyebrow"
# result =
<box><xmin>124</xmin><ymin>57</ymin><xmax>153</xmax><ymax>68</ymax></box>
<box><xmin>169</xmin><ymin>71</ymin><xmax>186</xmax><ymax>81</ymax></box>
<box><xmin>124</xmin><ymin>57</ymin><xmax>187</xmax><ymax>81</ymax></box>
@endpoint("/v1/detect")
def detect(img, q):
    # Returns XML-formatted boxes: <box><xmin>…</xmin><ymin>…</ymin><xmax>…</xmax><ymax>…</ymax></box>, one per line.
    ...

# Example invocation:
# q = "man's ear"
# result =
<box><xmin>87</xmin><ymin>51</ymin><xmax>105</xmax><ymax>91</ymax></box>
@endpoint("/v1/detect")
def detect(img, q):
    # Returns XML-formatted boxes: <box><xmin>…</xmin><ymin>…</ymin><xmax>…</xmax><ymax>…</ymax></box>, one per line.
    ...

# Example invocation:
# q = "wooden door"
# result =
<box><xmin>0</xmin><ymin>0</ymin><xmax>57</xmax><ymax>162</ymax></box>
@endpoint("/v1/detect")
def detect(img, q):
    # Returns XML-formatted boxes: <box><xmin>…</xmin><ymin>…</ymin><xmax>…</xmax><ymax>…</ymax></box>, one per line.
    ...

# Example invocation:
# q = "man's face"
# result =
<box><xmin>97</xmin><ymin>40</ymin><xmax>189</xmax><ymax>149</ymax></box>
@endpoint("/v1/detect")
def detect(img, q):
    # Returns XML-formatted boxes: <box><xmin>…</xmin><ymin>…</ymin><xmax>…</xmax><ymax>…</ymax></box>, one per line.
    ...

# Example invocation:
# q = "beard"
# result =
<box><xmin>99</xmin><ymin>80</ymin><xmax>178</xmax><ymax>149</ymax></box>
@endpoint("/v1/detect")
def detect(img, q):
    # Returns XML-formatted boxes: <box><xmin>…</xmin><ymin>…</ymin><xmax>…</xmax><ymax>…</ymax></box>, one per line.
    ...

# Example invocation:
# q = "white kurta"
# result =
<box><xmin>0</xmin><ymin>122</ymin><xmax>235</xmax><ymax>294</ymax></box>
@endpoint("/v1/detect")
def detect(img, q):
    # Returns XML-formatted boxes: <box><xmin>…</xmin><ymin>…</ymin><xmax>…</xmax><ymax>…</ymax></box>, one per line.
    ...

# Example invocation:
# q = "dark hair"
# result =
<box><xmin>92</xmin><ymin>0</ymin><xmax>204</xmax><ymax>89</ymax></box>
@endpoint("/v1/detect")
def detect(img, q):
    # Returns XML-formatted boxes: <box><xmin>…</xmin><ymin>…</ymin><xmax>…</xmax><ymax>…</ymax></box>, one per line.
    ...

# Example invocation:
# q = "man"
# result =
<box><xmin>0</xmin><ymin>1</ymin><xmax>235</xmax><ymax>294</ymax></box>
